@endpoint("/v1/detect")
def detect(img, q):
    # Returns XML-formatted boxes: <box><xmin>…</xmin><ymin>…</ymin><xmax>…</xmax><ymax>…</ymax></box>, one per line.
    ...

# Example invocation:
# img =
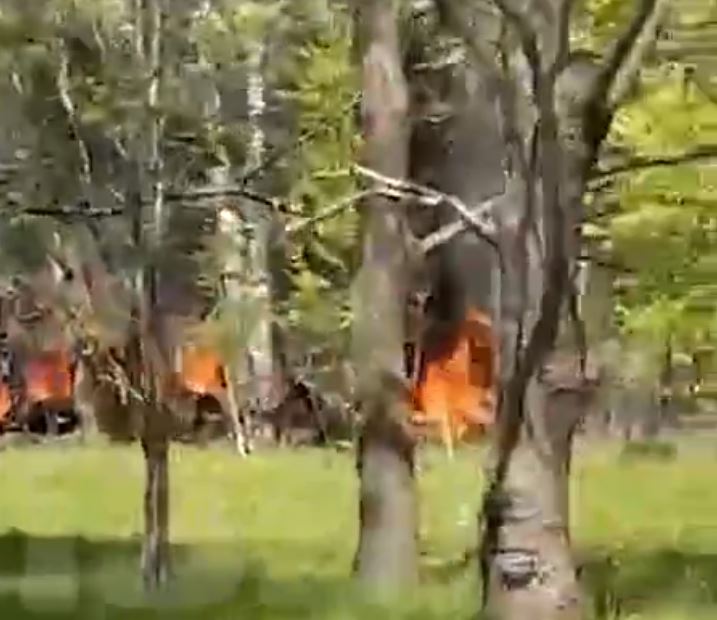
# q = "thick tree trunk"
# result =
<box><xmin>482</xmin><ymin>360</ymin><xmax>593</xmax><ymax>620</ymax></box>
<box><xmin>483</xmin><ymin>446</ymin><xmax>580</xmax><ymax>620</ymax></box>
<box><xmin>352</xmin><ymin>0</ymin><xmax>419</xmax><ymax>589</ymax></box>
<box><xmin>141</xmin><ymin>434</ymin><xmax>170</xmax><ymax>589</ymax></box>
<box><xmin>354</xmin><ymin>399</ymin><xmax>419</xmax><ymax>587</ymax></box>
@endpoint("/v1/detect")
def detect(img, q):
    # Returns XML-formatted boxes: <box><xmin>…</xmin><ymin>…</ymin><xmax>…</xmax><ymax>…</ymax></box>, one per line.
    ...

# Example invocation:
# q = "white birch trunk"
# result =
<box><xmin>194</xmin><ymin>1</ymin><xmax>251</xmax><ymax>455</ymax></box>
<box><xmin>244</xmin><ymin>42</ymin><xmax>275</xmax><ymax>413</ymax></box>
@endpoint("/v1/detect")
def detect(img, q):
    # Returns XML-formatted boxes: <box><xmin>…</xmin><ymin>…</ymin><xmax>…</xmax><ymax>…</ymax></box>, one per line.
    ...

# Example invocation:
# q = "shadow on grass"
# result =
<box><xmin>582</xmin><ymin>548</ymin><xmax>717</xmax><ymax>618</ymax></box>
<box><xmin>0</xmin><ymin>530</ymin><xmax>474</xmax><ymax>619</ymax></box>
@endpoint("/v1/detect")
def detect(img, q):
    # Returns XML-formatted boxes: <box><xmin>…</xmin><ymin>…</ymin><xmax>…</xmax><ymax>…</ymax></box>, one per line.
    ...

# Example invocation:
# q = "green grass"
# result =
<box><xmin>0</xmin><ymin>440</ymin><xmax>715</xmax><ymax>618</ymax></box>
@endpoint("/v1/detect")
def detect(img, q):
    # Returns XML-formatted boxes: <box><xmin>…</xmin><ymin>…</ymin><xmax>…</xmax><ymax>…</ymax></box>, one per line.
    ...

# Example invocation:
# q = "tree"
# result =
<box><xmin>0</xmin><ymin>0</ymin><xmax>368</xmax><ymax>592</ymax></box>
<box><xmin>392</xmin><ymin>0</ymin><xmax>675</xmax><ymax>617</ymax></box>
<box><xmin>0</xmin><ymin>0</ymin><xmax>277</xmax><ymax>589</ymax></box>
<box><xmin>351</xmin><ymin>0</ymin><xmax>420</xmax><ymax>589</ymax></box>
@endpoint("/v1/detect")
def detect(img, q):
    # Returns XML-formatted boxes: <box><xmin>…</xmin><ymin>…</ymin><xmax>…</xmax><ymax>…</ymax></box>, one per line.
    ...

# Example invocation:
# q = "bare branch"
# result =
<box><xmin>593</xmin><ymin>0</ymin><xmax>670</xmax><ymax>108</ymax></box>
<box><xmin>555</xmin><ymin>0</ymin><xmax>577</xmax><ymax>71</ymax></box>
<box><xmin>353</xmin><ymin>164</ymin><xmax>498</xmax><ymax>245</ymax></box>
<box><xmin>20</xmin><ymin>206</ymin><xmax>124</xmax><ymax>218</ymax></box>
<box><xmin>419</xmin><ymin>195</ymin><xmax>504</xmax><ymax>254</ymax></box>
<box><xmin>286</xmin><ymin>190</ymin><xmax>375</xmax><ymax>233</ymax></box>
<box><xmin>55</xmin><ymin>40</ymin><xmax>94</xmax><ymax>193</ymax></box>
<box><xmin>592</xmin><ymin>145</ymin><xmax>717</xmax><ymax>179</ymax></box>
<box><xmin>608</xmin><ymin>0</ymin><xmax>670</xmax><ymax>106</ymax></box>
<box><xmin>163</xmin><ymin>186</ymin><xmax>283</xmax><ymax>210</ymax></box>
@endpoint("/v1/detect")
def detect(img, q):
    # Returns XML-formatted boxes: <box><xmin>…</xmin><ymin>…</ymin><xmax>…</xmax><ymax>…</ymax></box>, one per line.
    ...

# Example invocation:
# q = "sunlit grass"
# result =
<box><xmin>0</xmin><ymin>439</ymin><xmax>715</xmax><ymax>618</ymax></box>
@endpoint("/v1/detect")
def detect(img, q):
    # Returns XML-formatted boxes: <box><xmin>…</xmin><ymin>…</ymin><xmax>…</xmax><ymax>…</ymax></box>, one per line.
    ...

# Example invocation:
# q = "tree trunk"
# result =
<box><xmin>193</xmin><ymin>5</ymin><xmax>253</xmax><ymax>454</ymax></box>
<box><xmin>429</xmin><ymin>2</ymin><xmax>668</xmax><ymax>615</ymax></box>
<box><xmin>141</xmin><ymin>434</ymin><xmax>170</xmax><ymax>589</ymax></box>
<box><xmin>483</xmin><ymin>446</ymin><xmax>580</xmax><ymax>620</ymax></box>
<box><xmin>482</xmin><ymin>359</ymin><xmax>593</xmax><ymax>620</ymax></box>
<box><xmin>73</xmin><ymin>356</ymin><xmax>99</xmax><ymax>441</ymax></box>
<box><xmin>659</xmin><ymin>337</ymin><xmax>677</xmax><ymax>429</ymax></box>
<box><xmin>243</xmin><ymin>41</ymin><xmax>275</xmax><ymax>415</ymax></box>
<box><xmin>132</xmin><ymin>0</ymin><xmax>171</xmax><ymax>590</ymax></box>
<box><xmin>354</xmin><ymin>402</ymin><xmax>419</xmax><ymax>587</ymax></box>
<box><xmin>352</xmin><ymin>0</ymin><xmax>419</xmax><ymax>589</ymax></box>
<box><xmin>222</xmin><ymin>366</ymin><xmax>251</xmax><ymax>455</ymax></box>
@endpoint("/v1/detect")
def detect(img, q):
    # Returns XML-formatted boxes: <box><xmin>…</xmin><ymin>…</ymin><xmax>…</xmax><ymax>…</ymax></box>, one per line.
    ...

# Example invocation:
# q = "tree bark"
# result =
<box><xmin>352</xmin><ymin>0</ymin><xmax>419</xmax><ymax>589</ymax></box>
<box><xmin>72</xmin><ymin>354</ymin><xmax>99</xmax><ymax>440</ymax></box>
<box><xmin>243</xmin><ymin>41</ymin><xmax>276</xmax><ymax>415</ymax></box>
<box><xmin>482</xmin><ymin>357</ymin><xmax>595</xmax><ymax>620</ymax></box>
<box><xmin>128</xmin><ymin>0</ymin><xmax>171</xmax><ymax>590</ymax></box>
<box><xmin>141</xmin><ymin>433</ymin><xmax>170</xmax><ymax>589</ymax></box>
<box><xmin>458</xmin><ymin>0</ymin><xmax>669</xmax><ymax>614</ymax></box>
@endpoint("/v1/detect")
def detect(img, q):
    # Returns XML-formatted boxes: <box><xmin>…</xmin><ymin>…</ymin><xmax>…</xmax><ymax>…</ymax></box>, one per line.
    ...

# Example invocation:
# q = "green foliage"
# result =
<box><xmin>275</xmin><ymin>4</ymin><xmax>360</xmax><ymax>387</ymax></box>
<box><xmin>0</xmin><ymin>216</ymin><xmax>55</xmax><ymax>276</ymax></box>
<box><xmin>597</xmin><ymin>39</ymin><xmax>717</xmax><ymax>372</ymax></box>
<box><xmin>191</xmin><ymin>0</ymin><xmax>284</xmax><ymax>67</ymax></box>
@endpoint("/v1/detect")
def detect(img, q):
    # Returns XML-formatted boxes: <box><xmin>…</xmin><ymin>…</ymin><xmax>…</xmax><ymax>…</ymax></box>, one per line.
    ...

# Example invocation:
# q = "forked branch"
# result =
<box><xmin>353</xmin><ymin>164</ymin><xmax>498</xmax><ymax>247</ymax></box>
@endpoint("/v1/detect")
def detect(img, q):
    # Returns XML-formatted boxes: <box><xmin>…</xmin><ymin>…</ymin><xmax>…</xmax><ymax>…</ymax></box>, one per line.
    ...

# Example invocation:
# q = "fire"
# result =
<box><xmin>411</xmin><ymin>307</ymin><xmax>496</xmax><ymax>444</ymax></box>
<box><xmin>24</xmin><ymin>350</ymin><xmax>73</xmax><ymax>406</ymax></box>
<box><xmin>178</xmin><ymin>345</ymin><xmax>225</xmax><ymax>397</ymax></box>
<box><xmin>0</xmin><ymin>382</ymin><xmax>11</xmax><ymax>422</ymax></box>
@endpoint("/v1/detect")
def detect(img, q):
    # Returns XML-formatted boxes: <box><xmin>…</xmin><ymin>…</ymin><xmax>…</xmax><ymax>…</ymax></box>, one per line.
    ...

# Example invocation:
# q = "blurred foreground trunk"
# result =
<box><xmin>351</xmin><ymin>0</ymin><xmax>419</xmax><ymax>589</ymax></box>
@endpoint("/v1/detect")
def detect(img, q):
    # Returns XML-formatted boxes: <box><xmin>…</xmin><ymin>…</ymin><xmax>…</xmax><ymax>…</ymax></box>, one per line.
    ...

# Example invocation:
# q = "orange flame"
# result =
<box><xmin>0</xmin><ymin>382</ymin><xmax>11</xmax><ymax>422</ymax></box>
<box><xmin>24</xmin><ymin>350</ymin><xmax>73</xmax><ymax>405</ymax></box>
<box><xmin>411</xmin><ymin>308</ymin><xmax>495</xmax><ymax>442</ymax></box>
<box><xmin>179</xmin><ymin>346</ymin><xmax>225</xmax><ymax>397</ymax></box>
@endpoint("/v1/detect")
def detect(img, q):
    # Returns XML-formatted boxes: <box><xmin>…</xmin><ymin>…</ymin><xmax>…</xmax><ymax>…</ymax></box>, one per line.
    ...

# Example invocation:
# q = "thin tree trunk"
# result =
<box><xmin>131</xmin><ymin>0</ymin><xmax>171</xmax><ymax>590</ymax></box>
<box><xmin>193</xmin><ymin>4</ymin><xmax>257</xmax><ymax>453</ymax></box>
<box><xmin>244</xmin><ymin>41</ymin><xmax>275</xmax><ymax>414</ymax></box>
<box><xmin>223</xmin><ymin>365</ymin><xmax>250</xmax><ymax>455</ymax></box>
<box><xmin>352</xmin><ymin>0</ymin><xmax>419</xmax><ymax>589</ymax></box>
<box><xmin>73</xmin><ymin>354</ymin><xmax>99</xmax><ymax>441</ymax></box>
<box><xmin>208</xmin><ymin>161</ymin><xmax>253</xmax><ymax>455</ymax></box>
<box><xmin>141</xmin><ymin>434</ymin><xmax>170</xmax><ymax>589</ymax></box>
<box><xmin>659</xmin><ymin>336</ymin><xmax>676</xmax><ymax>429</ymax></box>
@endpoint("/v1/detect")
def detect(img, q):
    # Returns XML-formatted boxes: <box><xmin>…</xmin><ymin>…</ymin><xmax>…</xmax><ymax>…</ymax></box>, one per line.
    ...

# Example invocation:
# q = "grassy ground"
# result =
<box><xmin>0</xmin><ymin>439</ymin><xmax>715</xmax><ymax>618</ymax></box>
